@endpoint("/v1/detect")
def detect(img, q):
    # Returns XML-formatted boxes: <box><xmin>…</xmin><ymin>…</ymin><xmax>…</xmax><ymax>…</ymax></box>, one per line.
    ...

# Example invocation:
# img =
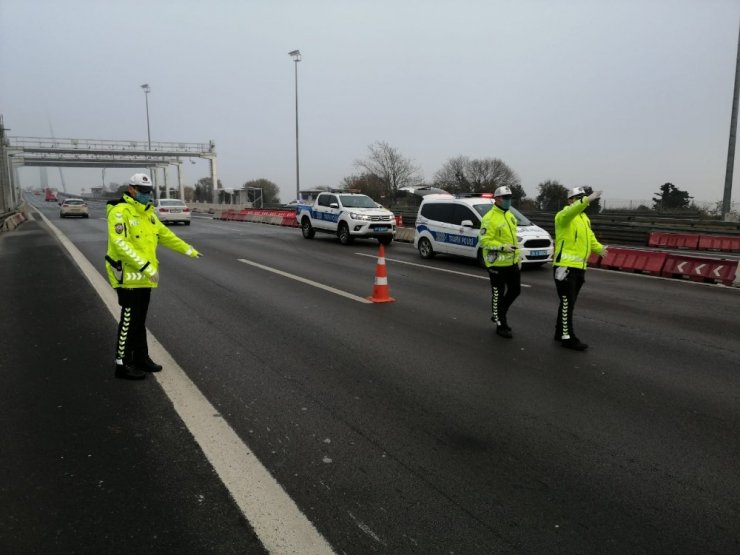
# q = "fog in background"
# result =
<box><xmin>1</xmin><ymin>0</ymin><xmax>739</xmax><ymax>204</ymax></box>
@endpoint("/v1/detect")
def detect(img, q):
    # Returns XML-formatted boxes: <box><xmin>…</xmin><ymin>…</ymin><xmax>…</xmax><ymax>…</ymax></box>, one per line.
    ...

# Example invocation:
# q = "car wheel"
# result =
<box><xmin>418</xmin><ymin>237</ymin><xmax>435</xmax><ymax>259</ymax></box>
<box><xmin>301</xmin><ymin>218</ymin><xmax>315</xmax><ymax>239</ymax></box>
<box><xmin>185</xmin><ymin>221</ymin><xmax>191</xmax><ymax>226</ymax></box>
<box><xmin>338</xmin><ymin>223</ymin><xmax>353</xmax><ymax>245</ymax></box>
<box><xmin>379</xmin><ymin>237</ymin><xmax>392</xmax><ymax>246</ymax></box>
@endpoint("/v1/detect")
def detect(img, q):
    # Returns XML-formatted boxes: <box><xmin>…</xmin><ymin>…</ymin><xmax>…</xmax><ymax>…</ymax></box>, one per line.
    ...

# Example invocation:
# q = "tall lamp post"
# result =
<box><xmin>289</xmin><ymin>50</ymin><xmax>301</xmax><ymax>202</ymax></box>
<box><xmin>140</xmin><ymin>83</ymin><xmax>155</xmax><ymax>197</ymax></box>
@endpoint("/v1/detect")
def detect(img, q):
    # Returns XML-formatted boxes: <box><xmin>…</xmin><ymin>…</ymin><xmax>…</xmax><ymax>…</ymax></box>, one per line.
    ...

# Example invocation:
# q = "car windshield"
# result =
<box><xmin>159</xmin><ymin>200</ymin><xmax>186</xmax><ymax>207</ymax></box>
<box><xmin>472</xmin><ymin>203</ymin><xmax>532</xmax><ymax>226</ymax></box>
<box><xmin>339</xmin><ymin>195</ymin><xmax>378</xmax><ymax>208</ymax></box>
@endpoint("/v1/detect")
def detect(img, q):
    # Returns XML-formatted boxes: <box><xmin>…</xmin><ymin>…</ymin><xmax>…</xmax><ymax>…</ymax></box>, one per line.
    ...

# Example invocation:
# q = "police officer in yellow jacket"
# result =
<box><xmin>553</xmin><ymin>187</ymin><xmax>608</xmax><ymax>351</ymax></box>
<box><xmin>478</xmin><ymin>186</ymin><xmax>521</xmax><ymax>338</ymax></box>
<box><xmin>106</xmin><ymin>173</ymin><xmax>202</xmax><ymax>379</ymax></box>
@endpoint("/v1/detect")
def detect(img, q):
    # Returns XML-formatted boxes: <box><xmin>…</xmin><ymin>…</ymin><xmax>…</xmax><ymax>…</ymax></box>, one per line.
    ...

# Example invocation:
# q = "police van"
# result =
<box><xmin>413</xmin><ymin>193</ymin><xmax>553</xmax><ymax>266</ymax></box>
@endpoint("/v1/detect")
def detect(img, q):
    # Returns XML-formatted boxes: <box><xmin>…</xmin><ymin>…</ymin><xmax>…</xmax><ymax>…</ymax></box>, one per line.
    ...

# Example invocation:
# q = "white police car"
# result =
<box><xmin>413</xmin><ymin>193</ymin><xmax>553</xmax><ymax>266</ymax></box>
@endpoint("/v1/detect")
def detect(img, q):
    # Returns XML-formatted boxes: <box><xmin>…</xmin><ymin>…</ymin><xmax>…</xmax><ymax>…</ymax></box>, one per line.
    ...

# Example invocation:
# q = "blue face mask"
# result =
<box><xmin>134</xmin><ymin>192</ymin><xmax>152</xmax><ymax>205</ymax></box>
<box><xmin>499</xmin><ymin>199</ymin><xmax>511</xmax><ymax>210</ymax></box>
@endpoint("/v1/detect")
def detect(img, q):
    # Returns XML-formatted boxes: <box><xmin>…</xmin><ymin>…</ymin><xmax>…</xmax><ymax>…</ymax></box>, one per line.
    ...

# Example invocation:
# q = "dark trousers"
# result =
<box><xmin>553</xmin><ymin>266</ymin><xmax>585</xmax><ymax>340</ymax></box>
<box><xmin>487</xmin><ymin>265</ymin><xmax>521</xmax><ymax>327</ymax></box>
<box><xmin>115</xmin><ymin>287</ymin><xmax>152</xmax><ymax>364</ymax></box>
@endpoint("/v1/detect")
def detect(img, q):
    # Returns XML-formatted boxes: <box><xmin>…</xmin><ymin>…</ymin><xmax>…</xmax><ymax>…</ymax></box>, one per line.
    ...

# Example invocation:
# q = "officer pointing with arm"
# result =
<box><xmin>105</xmin><ymin>173</ymin><xmax>202</xmax><ymax>380</ymax></box>
<box><xmin>552</xmin><ymin>187</ymin><xmax>608</xmax><ymax>351</ymax></box>
<box><xmin>478</xmin><ymin>186</ymin><xmax>521</xmax><ymax>339</ymax></box>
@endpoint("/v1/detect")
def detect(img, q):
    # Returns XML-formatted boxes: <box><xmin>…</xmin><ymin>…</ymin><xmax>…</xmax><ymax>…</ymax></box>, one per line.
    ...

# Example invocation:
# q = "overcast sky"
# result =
<box><xmin>2</xmin><ymin>0</ymin><xmax>739</xmax><ymax>205</ymax></box>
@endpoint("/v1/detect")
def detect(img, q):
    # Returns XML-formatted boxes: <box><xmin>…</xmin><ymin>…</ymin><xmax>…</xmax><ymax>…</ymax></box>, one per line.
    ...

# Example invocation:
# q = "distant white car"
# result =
<box><xmin>154</xmin><ymin>199</ymin><xmax>191</xmax><ymax>225</ymax></box>
<box><xmin>59</xmin><ymin>198</ymin><xmax>89</xmax><ymax>218</ymax></box>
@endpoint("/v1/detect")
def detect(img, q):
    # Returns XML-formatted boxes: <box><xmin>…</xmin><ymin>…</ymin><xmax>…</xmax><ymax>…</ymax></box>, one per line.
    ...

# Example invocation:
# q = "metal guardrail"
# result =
<box><xmin>389</xmin><ymin>208</ymin><xmax>740</xmax><ymax>246</ymax></box>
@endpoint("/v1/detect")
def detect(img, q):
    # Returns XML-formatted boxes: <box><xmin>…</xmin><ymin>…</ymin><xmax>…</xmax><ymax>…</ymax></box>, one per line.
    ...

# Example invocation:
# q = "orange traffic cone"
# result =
<box><xmin>368</xmin><ymin>244</ymin><xmax>396</xmax><ymax>303</ymax></box>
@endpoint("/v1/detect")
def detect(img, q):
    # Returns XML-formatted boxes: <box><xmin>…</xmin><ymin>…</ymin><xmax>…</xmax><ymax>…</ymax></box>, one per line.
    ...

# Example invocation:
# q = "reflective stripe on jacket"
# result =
<box><xmin>105</xmin><ymin>194</ymin><xmax>194</xmax><ymax>288</ymax></box>
<box><xmin>553</xmin><ymin>197</ymin><xmax>604</xmax><ymax>269</ymax></box>
<box><xmin>478</xmin><ymin>205</ymin><xmax>521</xmax><ymax>267</ymax></box>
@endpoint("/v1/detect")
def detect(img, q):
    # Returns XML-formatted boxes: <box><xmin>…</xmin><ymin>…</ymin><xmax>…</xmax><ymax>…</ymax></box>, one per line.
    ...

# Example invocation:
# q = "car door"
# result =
<box><xmin>315</xmin><ymin>193</ymin><xmax>339</xmax><ymax>232</ymax></box>
<box><xmin>446</xmin><ymin>204</ymin><xmax>481</xmax><ymax>258</ymax></box>
<box><xmin>421</xmin><ymin>202</ymin><xmax>457</xmax><ymax>255</ymax></box>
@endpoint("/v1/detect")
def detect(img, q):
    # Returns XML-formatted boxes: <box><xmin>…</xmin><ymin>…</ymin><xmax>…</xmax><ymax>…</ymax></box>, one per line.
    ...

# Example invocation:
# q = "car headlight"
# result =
<box><xmin>517</xmin><ymin>235</ymin><xmax>523</xmax><ymax>244</ymax></box>
<box><xmin>349</xmin><ymin>212</ymin><xmax>371</xmax><ymax>221</ymax></box>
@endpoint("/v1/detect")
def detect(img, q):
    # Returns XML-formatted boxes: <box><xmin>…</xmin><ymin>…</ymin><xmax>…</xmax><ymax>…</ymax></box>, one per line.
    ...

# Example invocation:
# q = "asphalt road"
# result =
<box><xmin>5</xmin><ymin>196</ymin><xmax>740</xmax><ymax>554</ymax></box>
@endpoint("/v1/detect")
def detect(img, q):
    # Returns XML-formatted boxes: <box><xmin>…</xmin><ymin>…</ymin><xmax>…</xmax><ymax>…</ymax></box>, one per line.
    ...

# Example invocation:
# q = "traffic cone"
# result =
<box><xmin>368</xmin><ymin>244</ymin><xmax>396</xmax><ymax>303</ymax></box>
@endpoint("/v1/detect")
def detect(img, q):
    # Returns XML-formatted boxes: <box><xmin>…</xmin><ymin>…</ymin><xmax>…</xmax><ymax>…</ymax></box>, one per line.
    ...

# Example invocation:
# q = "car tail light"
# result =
<box><xmin>183</xmin><ymin>207</ymin><xmax>190</xmax><ymax>212</ymax></box>
<box><xmin>159</xmin><ymin>208</ymin><xmax>169</xmax><ymax>212</ymax></box>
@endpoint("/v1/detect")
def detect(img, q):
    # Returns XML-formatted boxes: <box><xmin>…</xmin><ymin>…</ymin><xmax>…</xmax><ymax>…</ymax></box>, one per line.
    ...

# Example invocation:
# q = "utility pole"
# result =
<box><xmin>722</xmin><ymin>19</ymin><xmax>740</xmax><ymax>219</ymax></box>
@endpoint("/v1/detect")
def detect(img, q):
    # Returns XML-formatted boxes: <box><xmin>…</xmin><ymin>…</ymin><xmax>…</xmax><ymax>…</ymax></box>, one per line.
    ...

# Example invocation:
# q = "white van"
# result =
<box><xmin>413</xmin><ymin>194</ymin><xmax>553</xmax><ymax>266</ymax></box>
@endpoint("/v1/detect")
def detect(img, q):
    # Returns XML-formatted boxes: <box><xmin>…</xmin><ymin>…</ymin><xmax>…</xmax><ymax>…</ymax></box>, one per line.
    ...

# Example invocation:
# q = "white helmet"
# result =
<box><xmin>568</xmin><ymin>187</ymin><xmax>586</xmax><ymax>198</ymax></box>
<box><xmin>129</xmin><ymin>173</ymin><xmax>153</xmax><ymax>189</ymax></box>
<box><xmin>494</xmin><ymin>186</ymin><xmax>512</xmax><ymax>197</ymax></box>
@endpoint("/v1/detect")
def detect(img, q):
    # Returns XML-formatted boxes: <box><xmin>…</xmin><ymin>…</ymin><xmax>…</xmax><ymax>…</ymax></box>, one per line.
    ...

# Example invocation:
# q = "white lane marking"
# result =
<box><xmin>355</xmin><ymin>253</ymin><xmax>533</xmax><ymax>288</ymax></box>
<box><xmin>33</xmin><ymin>207</ymin><xmax>335</xmax><ymax>555</ymax></box>
<box><xmin>238</xmin><ymin>258</ymin><xmax>373</xmax><ymax>303</ymax></box>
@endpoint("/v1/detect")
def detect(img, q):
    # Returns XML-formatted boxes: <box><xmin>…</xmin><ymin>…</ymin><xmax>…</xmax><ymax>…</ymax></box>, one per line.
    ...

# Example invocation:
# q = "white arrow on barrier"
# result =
<box><xmin>713</xmin><ymin>266</ymin><xmax>724</xmax><ymax>277</ymax></box>
<box><xmin>676</xmin><ymin>262</ymin><xmax>687</xmax><ymax>272</ymax></box>
<box><xmin>694</xmin><ymin>264</ymin><xmax>705</xmax><ymax>275</ymax></box>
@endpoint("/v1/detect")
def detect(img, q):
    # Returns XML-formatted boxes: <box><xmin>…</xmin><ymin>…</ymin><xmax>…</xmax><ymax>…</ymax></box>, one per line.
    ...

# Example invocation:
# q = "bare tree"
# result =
<box><xmin>354</xmin><ymin>141</ymin><xmax>423</xmax><ymax>202</ymax></box>
<box><xmin>433</xmin><ymin>156</ymin><xmax>470</xmax><ymax>193</ymax></box>
<box><xmin>433</xmin><ymin>157</ymin><xmax>521</xmax><ymax>194</ymax></box>
<box><xmin>341</xmin><ymin>172</ymin><xmax>386</xmax><ymax>200</ymax></box>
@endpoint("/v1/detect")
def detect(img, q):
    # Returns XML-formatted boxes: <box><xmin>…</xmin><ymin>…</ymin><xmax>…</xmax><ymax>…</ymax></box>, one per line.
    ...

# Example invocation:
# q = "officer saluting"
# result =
<box><xmin>105</xmin><ymin>173</ymin><xmax>202</xmax><ymax>380</ymax></box>
<box><xmin>552</xmin><ymin>187</ymin><xmax>607</xmax><ymax>351</ymax></box>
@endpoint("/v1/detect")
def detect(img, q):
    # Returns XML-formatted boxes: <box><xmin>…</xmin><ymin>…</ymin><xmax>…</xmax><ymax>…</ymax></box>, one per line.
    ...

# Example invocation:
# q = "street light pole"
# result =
<box><xmin>289</xmin><ymin>50</ymin><xmax>301</xmax><ymax>202</ymax></box>
<box><xmin>141</xmin><ymin>83</ymin><xmax>151</xmax><ymax>150</ymax></box>
<box><xmin>140</xmin><ymin>83</ymin><xmax>155</xmax><ymax>198</ymax></box>
<box><xmin>723</xmin><ymin>19</ymin><xmax>740</xmax><ymax>219</ymax></box>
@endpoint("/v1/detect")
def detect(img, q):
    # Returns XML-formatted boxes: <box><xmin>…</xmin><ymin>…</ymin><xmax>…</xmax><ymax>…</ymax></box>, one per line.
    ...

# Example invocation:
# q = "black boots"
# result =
<box><xmin>136</xmin><ymin>356</ymin><xmax>163</xmax><ymax>372</ymax></box>
<box><xmin>561</xmin><ymin>337</ymin><xmax>588</xmax><ymax>351</ymax></box>
<box><xmin>496</xmin><ymin>325</ymin><xmax>513</xmax><ymax>339</ymax></box>
<box><xmin>115</xmin><ymin>363</ymin><xmax>146</xmax><ymax>380</ymax></box>
<box><xmin>115</xmin><ymin>356</ymin><xmax>162</xmax><ymax>380</ymax></box>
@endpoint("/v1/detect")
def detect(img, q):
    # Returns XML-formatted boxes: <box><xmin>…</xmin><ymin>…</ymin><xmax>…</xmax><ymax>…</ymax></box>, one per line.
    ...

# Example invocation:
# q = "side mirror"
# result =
<box><xmin>329</xmin><ymin>202</ymin><xmax>339</xmax><ymax>209</ymax></box>
<box><xmin>461</xmin><ymin>219</ymin><xmax>474</xmax><ymax>228</ymax></box>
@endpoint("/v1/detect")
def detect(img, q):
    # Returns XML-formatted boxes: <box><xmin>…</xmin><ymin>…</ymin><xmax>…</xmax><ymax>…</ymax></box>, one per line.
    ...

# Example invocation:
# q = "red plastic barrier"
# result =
<box><xmin>697</xmin><ymin>235</ymin><xmax>740</xmax><ymax>252</ymax></box>
<box><xmin>648</xmin><ymin>231</ymin><xmax>699</xmax><ymax>249</ymax></box>
<box><xmin>665</xmin><ymin>233</ymin><xmax>699</xmax><ymax>249</ymax></box>
<box><xmin>587</xmin><ymin>253</ymin><xmax>601</xmax><ymax>267</ymax></box>
<box><xmin>647</xmin><ymin>231</ymin><xmax>666</xmax><ymax>247</ymax></box>
<box><xmin>281</xmin><ymin>214</ymin><xmax>299</xmax><ymax>227</ymax></box>
<box><xmin>661</xmin><ymin>254</ymin><xmax>738</xmax><ymax>285</ymax></box>
<box><xmin>600</xmin><ymin>247</ymin><xmax>667</xmax><ymax>275</ymax></box>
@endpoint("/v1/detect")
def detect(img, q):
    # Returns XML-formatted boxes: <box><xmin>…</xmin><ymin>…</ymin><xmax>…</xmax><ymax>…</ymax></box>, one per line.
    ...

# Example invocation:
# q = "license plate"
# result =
<box><xmin>531</xmin><ymin>250</ymin><xmax>546</xmax><ymax>256</ymax></box>
<box><xmin>375</xmin><ymin>227</ymin><xmax>388</xmax><ymax>232</ymax></box>
<box><xmin>170</xmin><ymin>209</ymin><xmax>181</xmax><ymax>213</ymax></box>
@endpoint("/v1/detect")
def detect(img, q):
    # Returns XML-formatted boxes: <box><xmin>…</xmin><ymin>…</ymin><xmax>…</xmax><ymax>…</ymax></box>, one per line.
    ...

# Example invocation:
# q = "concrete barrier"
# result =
<box><xmin>661</xmin><ymin>254</ymin><xmax>737</xmax><ymax>286</ymax></box>
<box><xmin>1</xmin><ymin>212</ymin><xmax>26</xmax><ymax>232</ymax></box>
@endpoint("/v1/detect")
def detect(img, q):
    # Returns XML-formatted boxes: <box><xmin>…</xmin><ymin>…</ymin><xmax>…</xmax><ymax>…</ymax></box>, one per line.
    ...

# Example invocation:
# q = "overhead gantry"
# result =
<box><xmin>4</xmin><ymin>136</ymin><xmax>219</xmax><ymax>201</ymax></box>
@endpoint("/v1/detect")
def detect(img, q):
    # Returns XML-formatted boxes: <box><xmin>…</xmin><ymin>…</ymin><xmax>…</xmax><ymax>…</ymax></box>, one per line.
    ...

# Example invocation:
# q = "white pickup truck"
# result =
<box><xmin>296</xmin><ymin>192</ymin><xmax>396</xmax><ymax>245</ymax></box>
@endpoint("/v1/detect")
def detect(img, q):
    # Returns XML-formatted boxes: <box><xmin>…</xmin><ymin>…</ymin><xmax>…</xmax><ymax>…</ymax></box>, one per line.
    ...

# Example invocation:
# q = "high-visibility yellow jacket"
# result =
<box><xmin>105</xmin><ymin>195</ymin><xmax>197</xmax><ymax>289</ymax></box>
<box><xmin>478</xmin><ymin>204</ymin><xmax>521</xmax><ymax>267</ymax></box>
<box><xmin>553</xmin><ymin>197</ymin><xmax>604</xmax><ymax>269</ymax></box>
